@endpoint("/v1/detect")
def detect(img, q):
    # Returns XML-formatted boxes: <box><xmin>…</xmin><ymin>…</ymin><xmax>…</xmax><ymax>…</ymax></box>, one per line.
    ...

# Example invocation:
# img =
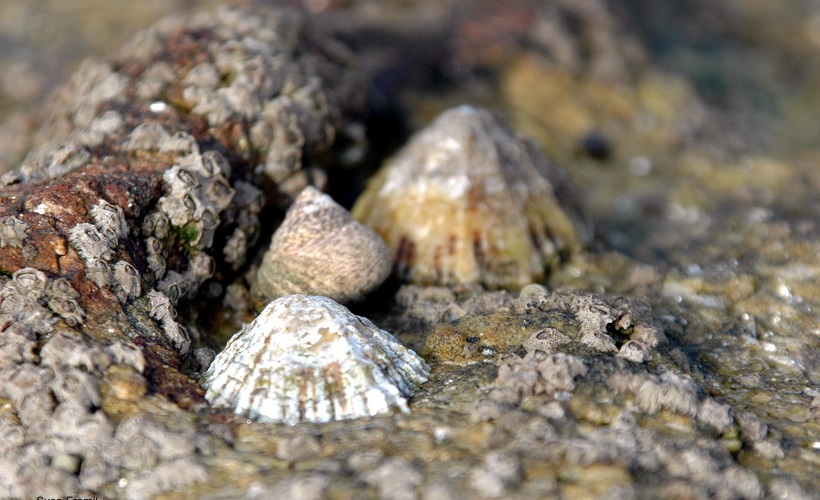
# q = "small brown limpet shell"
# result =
<box><xmin>251</xmin><ymin>186</ymin><xmax>392</xmax><ymax>306</ymax></box>
<box><xmin>352</xmin><ymin>105</ymin><xmax>592</xmax><ymax>290</ymax></box>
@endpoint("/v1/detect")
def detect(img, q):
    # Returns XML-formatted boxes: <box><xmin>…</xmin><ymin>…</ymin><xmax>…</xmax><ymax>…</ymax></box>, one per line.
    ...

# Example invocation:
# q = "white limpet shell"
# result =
<box><xmin>203</xmin><ymin>294</ymin><xmax>430</xmax><ymax>425</ymax></box>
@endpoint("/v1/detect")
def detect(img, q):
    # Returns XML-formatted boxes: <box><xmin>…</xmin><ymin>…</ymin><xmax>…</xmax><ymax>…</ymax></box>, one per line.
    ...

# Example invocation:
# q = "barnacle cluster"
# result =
<box><xmin>0</xmin><ymin>266</ymin><xmax>207</xmax><ymax>496</ymax></box>
<box><xmin>0</xmin><ymin>5</ymin><xmax>365</xmax><ymax>497</ymax></box>
<box><xmin>221</xmin><ymin>180</ymin><xmax>264</xmax><ymax>270</ymax></box>
<box><xmin>45</xmin><ymin>278</ymin><xmax>84</xmax><ymax>327</ymax></box>
<box><xmin>0</xmin><ymin>3</ymin><xmax>364</xmax><ymax>355</ymax></box>
<box><xmin>67</xmin><ymin>198</ymin><xmax>143</xmax><ymax>304</ymax></box>
<box><xmin>18</xmin><ymin>6</ymin><xmax>362</xmax><ymax>193</ymax></box>
<box><xmin>1</xmin><ymin>268</ymin><xmax>59</xmax><ymax>333</ymax></box>
<box><xmin>89</xmin><ymin>200</ymin><xmax>128</xmax><ymax>246</ymax></box>
<box><xmin>420</xmin><ymin>286</ymin><xmax>666</xmax><ymax>364</ymax></box>
<box><xmin>144</xmin><ymin>146</ymin><xmax>232</xmax><ymax>306</ymax></box>
<box><xmin>455</xmin><ymin>286</ymin><xmax>768</xmax><ymax>499</ymax></box>
<box><xmin>147</xmin><ymin>289</ymin><xmax>191</xmax><ymax>355</ymax></box>
<box><xmin>3</xmin><ymin>2</ymin><xmax>364</xmax><ymax>320</ymax></box>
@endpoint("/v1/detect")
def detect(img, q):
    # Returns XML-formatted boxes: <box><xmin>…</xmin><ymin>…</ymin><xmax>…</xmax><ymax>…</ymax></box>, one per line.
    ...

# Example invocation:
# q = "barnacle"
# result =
<box><xmin>0</xmin><ymin>283</ymin><xmax>23</xmax><ymax>316</ymax></box>
<box><xmin>21</xmin><ymin>244</ymin><xmax>37</xmax><ymax>261</ymax></box>
<box><xmin>75</xmin><ymin>110</ymin><xmax>124</xmax><ymax>147</ymax></box>
<box><xmin>50</xmin><ymin>368</ymin><xmax>101</xmax><ymax>408</ymax></box>
<box><xmin>182</xmin><ymin>63</ymin><xmax>220</xmax><ymax>89</ymax></box>
<box><xmin>50</xmin><ymin>403</ymin><xmax>112</xmax><ymax>444</ymax></box>
<box><xmin>199</xmin><ymin>150</ymin><xmax>231</xmax><ymax>179</ymax></box>
<box><xmin>147</xmin><ymin>289</ymin><xmax>176</xmax><ymax>323</ymax></box>
<box><xmin>40</xmin><ymin>331</ymin><xmax>99</xmax><ymax>371</ymax></box>
<box><xmin>0</xmin><ymin>216</ymin><xmax>29</xmax><ymax>248</ymax></box>
<box><xmin>187</xmin><ymin>252</ymin><xmax>215</xmax><ymax>282</ymax></box>
<box><xmin>85</xmin><ymin>258</ymin><xmax>111</xmax><ymax>289</ymax></box>
<box><xmin>19</xmin><ymin>144</ymin><xmax>92</xmax><ymax>182</ymax></box>
<box><xmin>166</xmin><ymin>165</ymin><xmax>201</xmax><ymax>192</ymax></box>
<box><xmin>257</xmin><ymin>97</ymin><xmax>305</xmax><ymax>186</ymax></box>
<box><xmin>616</xmin><ymin>340</ymin><xmax>652</xmax><ymax>363</ymax></box>
<box><xmin>46</xmin><ymin>296</ymin><xmax>84</xmax><ymax>327</ymax></box>
<box><xmin>11</xmin><ymin>267</ymin><xmax>48</xmax><ymax>299</ymax></box>
<box><xmin>158</xmin><ymin>192</ymin><xmax>197</xmax><ymax>227</ymax></box>
<box><xmin>203</xmin><ymin>294</ymin><xmax>430</xmax><ymax>425</ymax></box>
<box><xmin>89</xmin><ymin>199</ymin><xmax>128</xmax><ymax>246</ymax></box>
<box><xmin>202</xmin><ymin>179</ymin><xmax>234</xmax><ymax>213</ymax></box>
<box><xmin>48</xmin><ymin>278</ymin><xmax>80</xmax><ymax>299</ymax></box>
<box><xmin>135</xmin><ymin>62</ymin><xmax>175</xmax><ymax>100</ymax></box>
<box><xmin>68</xmin><ymin>223</ymin><xmax>115</xmax><ymax>262</ymax></box>
<box><xmin>161</xmin><ymin>132</ymin><xmax>199</xmax><ymax>155</ymax></box>
<box><xmin>156</xmin><ymin>269</ymin><xmax>197</xmax><ymax>305</ymax></box>
<box><xmin>222</xmin><ymin>228</ymin><xmax>248</xmax><ymax>270</ymax></box>
<box><xmin>251</xmin><ymin>187</ymin><xmax>392</xmax><ymax>305</ymax></box>
<box><xmin>352</xmin><ymin>105</ymin><xmax>592</xmax><ymax>290</ymax></box>
<box><xmin>142</xmin><ymin>211</ymin><xmax>171</xmax><ymax>239</ymax></box>
<box><xmin>144</xmin><ymin>236</ymin><xmax>167</xmax><ymax>280</ymax></box>
<box><xmin>197</xmin><ymin>208</ymin><xmax>219</xmax><ymax>248</ymax></box>
<box><xmin>157</xmin><ymin>271</ymin><xmax>188</xmax><ymax>305</ymax></box>
<box><xmin>124</xmin><ymin>123</ymin><xmax>172</xmax><ymax>152</ymax></box>
<box><xmin>111</xmin><ymin>260</ymin><xmax>141</xmax><ymax>303</ymax></box>
<box><xmin>160</xmin><ymin>321</ymin><xmax>191</xmax><ymax>355</ymax></box>
<box><xmin>106</xmin><ymin>341</ymin><xmax>146</xmax><ymax>372</ymax></box>
<box><xmin>0</xmin><ymin>323</ymin><xmax>37</xmax><ymax>364</ymax></box>
<box><xmin>2</xmin><ymin>364</ymin><xmax>55</xmax><ymax>408</ymax></box>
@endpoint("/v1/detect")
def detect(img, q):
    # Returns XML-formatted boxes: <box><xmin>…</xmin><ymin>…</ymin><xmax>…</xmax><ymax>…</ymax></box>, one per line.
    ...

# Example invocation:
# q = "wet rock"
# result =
<box><xmin>421</xmin><ymin>289</ymin><xmax>664</xmax><ymax>363</ymax></box>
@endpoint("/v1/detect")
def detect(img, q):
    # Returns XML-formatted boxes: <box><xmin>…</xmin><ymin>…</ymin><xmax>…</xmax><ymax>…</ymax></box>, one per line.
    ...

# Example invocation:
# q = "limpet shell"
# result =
<box><xmin>352</xmin><ymin>105</ymin><xmax>591</xmax><ymax>290</ymax></box>
<box><xmin>203</xmin><ymin>294</ymin><xmax>430</xmax><ymax>425</ymax></box>
<box><xmin>251</xmin><ymin>186</ymin><xmax>392</xmax><ymax>306</ymax></box>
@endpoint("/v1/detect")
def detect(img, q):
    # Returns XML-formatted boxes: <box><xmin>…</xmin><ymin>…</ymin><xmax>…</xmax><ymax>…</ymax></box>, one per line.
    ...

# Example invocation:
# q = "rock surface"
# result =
<box><xmin>0</xmin><ymin>1</ymin><xmax>817</xmax><ymax>498</ymax></box>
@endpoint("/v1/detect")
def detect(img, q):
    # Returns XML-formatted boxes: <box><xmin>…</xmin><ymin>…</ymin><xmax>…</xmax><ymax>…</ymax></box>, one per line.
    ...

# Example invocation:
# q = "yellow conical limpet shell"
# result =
<box><xmin>352</xmin><ymin>105</ymin><xmax>591</xmax><ymax>290</ymax></box>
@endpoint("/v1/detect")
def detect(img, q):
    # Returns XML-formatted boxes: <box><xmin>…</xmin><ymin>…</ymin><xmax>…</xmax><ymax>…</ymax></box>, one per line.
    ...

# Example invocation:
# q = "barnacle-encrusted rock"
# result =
<box><xmin>352</xmin><ymin>105</ymin><xmax>592</xmax><ymax>290</ymax></box>
<box><xmin>204</xmin><ymin>294</ymin><xmax>430</xmax><ymax>425</ymax></box>
<box><xmin>0</xmin><ymin>5</ymin><xmax>365</xmax><ymax>497</ymax></box>
<box><xmin>251</xmin><ymin>187</ymin><xmax>392</xmax><ymax>306</ymax></box>
<box><xmin>0</xmin><ymin>268</ymin><xmax>56</xmax><ymax>334</ymax></box>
